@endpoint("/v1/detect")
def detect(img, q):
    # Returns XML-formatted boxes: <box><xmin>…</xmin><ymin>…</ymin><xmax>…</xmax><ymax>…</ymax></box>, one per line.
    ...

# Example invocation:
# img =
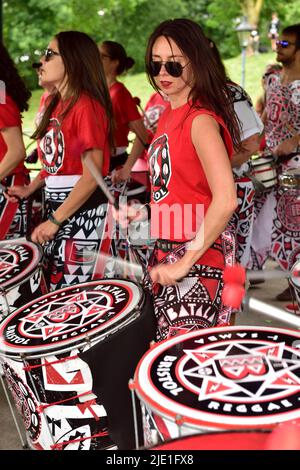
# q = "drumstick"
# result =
<box><xmin>224</xmin><ymin>264</ymin><xmax>300</xmax><ymax>284</ymax></box>
<box><xmin>245</xmin><ymin>297</ymin><xmax>300</xmax><ymax>328</ymax></box>
<box><xmin>83</xmin><ymin>250</ymin><xmax>144</xmax><ymax>281</ymax></box>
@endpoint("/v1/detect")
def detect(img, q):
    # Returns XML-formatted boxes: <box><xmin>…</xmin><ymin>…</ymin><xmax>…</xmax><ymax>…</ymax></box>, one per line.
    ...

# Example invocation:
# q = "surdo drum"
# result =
<box><xmin>0</xmin><ymin>239</ymin><xmax>47</xmax><ymax>320</ymax></box>
<box><xmin>0</xmin><ymin>279</ymin><xmax>155</xmax><ymax>450</ymax></box>
<box><xmin>132</xmin><ymin>326</ymin><xmax>300</xmax><ymax>448</ymax></box>
<box><xmin>251</xmin><ymin>155</ymin><xmax>277</xmax><ymax>189</ymax></box>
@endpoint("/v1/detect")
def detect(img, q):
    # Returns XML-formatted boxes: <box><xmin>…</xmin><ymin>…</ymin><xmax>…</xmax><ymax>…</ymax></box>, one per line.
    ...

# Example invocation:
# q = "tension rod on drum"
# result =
<box><xmin>0</xmin><ymin>374</ymin><xmax>28</xmax><ymax>449</ymax></box>
<box><xmin>129</xmin><ymin>379</ymin><xmax>140</xmax><ymax>450</ymax></box>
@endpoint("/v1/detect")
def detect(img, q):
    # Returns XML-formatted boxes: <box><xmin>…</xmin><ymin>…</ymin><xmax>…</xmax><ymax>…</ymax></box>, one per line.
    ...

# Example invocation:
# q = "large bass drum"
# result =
<box><xmin>0</xmin><ymin>279</ymin><xmax>155</xmax><ymax>450</ymax></box>
<box><xmin>132</xmin><ymin>326</ymin><xmax>300</xmax><ymax>448</ymax></box>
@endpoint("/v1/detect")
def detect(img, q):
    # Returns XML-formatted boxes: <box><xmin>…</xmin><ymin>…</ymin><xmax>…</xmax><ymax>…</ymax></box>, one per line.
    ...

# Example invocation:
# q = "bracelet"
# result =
<box><xmin>48</xmin><ymin>213</ymin><xmax>63</xmax><ymax>227</ymax></box>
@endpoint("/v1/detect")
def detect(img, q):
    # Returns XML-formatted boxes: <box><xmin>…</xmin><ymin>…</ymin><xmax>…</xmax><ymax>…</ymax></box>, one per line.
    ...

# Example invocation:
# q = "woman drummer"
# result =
<box><xmin>8</xmin><ymin>31</ymin><xmax>114</xmax><ymax>290</ymax></box>
<box><xmin>144</xmin><ymin>19</ymin><xmax>240</xmax><ymax>341</ymax></box>
<box><xmin>0</xmin><ymin>42</ymin><xmax>31</xmax><ymax>239</ymax></box>
<box><xmin>98</xmin><ymin>41</ymin><xmax>149</xmax><ymax>181</ymax></box>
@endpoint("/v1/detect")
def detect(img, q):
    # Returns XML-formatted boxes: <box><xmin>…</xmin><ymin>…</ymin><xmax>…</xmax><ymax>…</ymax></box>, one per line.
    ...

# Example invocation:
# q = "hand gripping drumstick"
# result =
<box><xmin>84</xmin><ymin>155</ymin><xmax>150</xmax><ymax>279</ymax></box>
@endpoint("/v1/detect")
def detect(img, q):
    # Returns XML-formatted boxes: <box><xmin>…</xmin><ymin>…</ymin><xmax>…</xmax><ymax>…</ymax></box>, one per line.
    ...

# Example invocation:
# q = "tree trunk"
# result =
<box><xmin>240</xmin><ymin>0</ymin><xmax>264</xmax><ymax>26</ymax></box>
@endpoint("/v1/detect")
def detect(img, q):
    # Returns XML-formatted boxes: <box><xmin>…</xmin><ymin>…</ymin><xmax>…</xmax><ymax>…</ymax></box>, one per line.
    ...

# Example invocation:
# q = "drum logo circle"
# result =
<box><xmin>2</xmin><ymin>363</ymin><xmax>41</xmax><ymax>441</ymax></box>
<box><xmin>19</xmin><ymin>291</ymin><xmax>117</xmax><ymax>341</ymax></box>
<box><xmin>151</xmin><ymin>329</ymin><xmax>300</xmax><ymax>420</ymax></box>
<box><xmin>277</xmin><ymin>191</ymin><xmax>300</xmax><ymax>235</ymax></box>
<box><xmin>0</xmin><ymin>243</ymin><xmax>33</xmax><ymax>284</ymax></box>
<box><xmin>3</xmin><ymin>283</ymin><xmax>132</xmax><ymax>349</ymax></box>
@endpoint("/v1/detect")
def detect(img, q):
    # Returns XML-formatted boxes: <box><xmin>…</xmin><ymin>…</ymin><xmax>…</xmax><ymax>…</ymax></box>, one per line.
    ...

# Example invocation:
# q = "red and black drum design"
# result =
<box><xmin>133</xmin><ymin>326</ymin><xmax>300</xmax><ymax>448</ymax></box>
<box><xmin>0</xmin><ymin>239</ymin><xmax>47</xmax><ymax>320</ymax></box>
<box><xmin>0</xmin><ymin>279</ymin><xmax>156</xmax><ymax>450</ymax></box>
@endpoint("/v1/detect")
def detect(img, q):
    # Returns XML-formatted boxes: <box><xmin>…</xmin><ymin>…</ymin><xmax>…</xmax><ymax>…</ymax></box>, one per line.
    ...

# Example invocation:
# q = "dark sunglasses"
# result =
<box><xmin>45</xmin><ymin>48</ymin><xmax>60</xmax><ymax>61</ymax></box>
<box><xmin>148</xmin><ymin>60</ymin><xmax>188</xmax><ymax>77</ymax></box>
<box><xmin>276</xmin><ymin>40</ymin><xmax>296</xmax><ymax>48</ymax></box>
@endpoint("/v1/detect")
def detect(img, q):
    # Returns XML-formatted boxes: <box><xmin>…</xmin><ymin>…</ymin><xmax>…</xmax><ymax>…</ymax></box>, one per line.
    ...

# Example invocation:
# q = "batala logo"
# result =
<box><xmin>151</xmin><ymin>329</ymin><xmax>300</xmax><ymax>420</ymax></box>
<box><xmin>4</xmin><ymin>283</ymin><xmax>129</xmax><ymax>347</ymax></box>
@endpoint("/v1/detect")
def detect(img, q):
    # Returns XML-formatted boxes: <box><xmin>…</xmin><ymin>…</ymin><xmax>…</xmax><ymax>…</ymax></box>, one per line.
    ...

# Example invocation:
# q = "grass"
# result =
<box><xmin>23</xmin><ymin>51</ymin><xmax>276</xmax><ymax>139</ymax></box>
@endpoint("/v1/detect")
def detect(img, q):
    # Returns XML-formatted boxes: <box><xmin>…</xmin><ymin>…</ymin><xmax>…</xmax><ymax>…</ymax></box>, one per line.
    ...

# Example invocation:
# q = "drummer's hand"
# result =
<box><xmin>149</xmin><ymin>260</ymin><xmax>191</xmax><ymax>286</ymax></box>
<box><xmin>111</xmin><ymin>165</ymin><xmax>131</xmax><ymax>184</ymax></box>
<box><xmin>273</xmin><ymin>136</ymin><xmax>299</xmax><ymax>157</ymax></box>
<box><xmin>31</xmin><ymin>220</ymin><xmax>59</xmax><ymax>245</ymax></box>
<box><xmin>5</xmin><ymin>185</ymin><xmax>30</xmax><ymax>202</ymax></box>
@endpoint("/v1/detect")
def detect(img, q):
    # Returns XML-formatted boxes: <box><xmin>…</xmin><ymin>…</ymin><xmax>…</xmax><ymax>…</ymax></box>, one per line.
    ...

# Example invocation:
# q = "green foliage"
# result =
<box><xmin>4</xmin><ymin>0</ymin><xmax>300</xmax><ymax>91</ymax></box>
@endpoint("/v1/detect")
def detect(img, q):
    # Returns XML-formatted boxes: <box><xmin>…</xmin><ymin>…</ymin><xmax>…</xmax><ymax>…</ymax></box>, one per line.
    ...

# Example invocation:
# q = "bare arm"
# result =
<box><xmin>112</xmin><ymin>118</ymin><xmax>149</xmax><ymax>182</ymax></box>
<box><xmin>231</xmin><ymin>133</ymin><xmax>260</xmax><ymax>167</ymax></box>
<box><xmin>31</xmin><ymin>148</ymin><xmax>102</xmax><ymax>244</ymax></box>
<box><xmin>0</xmin><ymin>127</ymin><xmax>26</xmax><ymax>180</ymax></box>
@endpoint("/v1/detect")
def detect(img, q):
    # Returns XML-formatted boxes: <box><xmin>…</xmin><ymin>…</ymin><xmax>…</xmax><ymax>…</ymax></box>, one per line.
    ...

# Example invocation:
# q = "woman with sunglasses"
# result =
<box><xmin>98</xmin><ymin>41</ymin><xmax>149</xmax><ymax>181</ymax></box>
<box><xmin>144</xmin><ymin>19</ymin><xmax>240</xmax><ymax>341</ymax></box>
<box><xmin>0</xmin><ymin>42</ymin><xmax>31</xmax><ymax>239</ymax></box>
<box><xmin>8</xmin><ymin>31</ymin><xmax>114</xmax><ymax>290</ymax></box>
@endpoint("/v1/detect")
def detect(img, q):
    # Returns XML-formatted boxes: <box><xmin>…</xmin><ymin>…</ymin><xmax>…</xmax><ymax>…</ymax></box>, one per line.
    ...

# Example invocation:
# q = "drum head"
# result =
<box><xmin>0</xmin><ymin>279</ymin><xmax>143</xmax><ymax>358</ymax></box>
<box><xmin>134</xmin><ymin>326</ymin><xmax>300</xmax><ymax>430</ymax></box>
<box><xmin>0</xmin><ymin>239</ymin><xmax>42</xmax><ymax>290</ymax></box>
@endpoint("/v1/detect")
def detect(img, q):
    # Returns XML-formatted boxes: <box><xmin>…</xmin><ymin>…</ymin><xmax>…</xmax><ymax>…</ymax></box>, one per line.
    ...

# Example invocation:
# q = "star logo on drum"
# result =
<box><xmin>19</xmin><ymin>291</ymin><xmax>114</xmax><ymax>340</ymax></box>
<box><xmin>0</xmin><ymin>252</ymin><xmax>18</xmax><ymax>278</ymax></box>
<box><xmin>179</xmin><ymin>342</ymin><xmax>300</xmax><ymax>402</ymax></box>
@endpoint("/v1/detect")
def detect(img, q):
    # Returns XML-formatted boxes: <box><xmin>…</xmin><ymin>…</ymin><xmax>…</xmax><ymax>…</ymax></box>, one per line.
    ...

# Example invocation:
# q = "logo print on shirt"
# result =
<box><xmin>39</xmin><ymin>118</ymin><xmax>65</xmax><ymax>174</ymax></box>
<box><xmin>149</xmin><ymin>133</ymin><xmax>171</xmax><ymax>202</ymax></box>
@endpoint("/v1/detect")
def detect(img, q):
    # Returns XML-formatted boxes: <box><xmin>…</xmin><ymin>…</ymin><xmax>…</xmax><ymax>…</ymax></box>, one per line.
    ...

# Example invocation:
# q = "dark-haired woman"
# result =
<box><xmin>144</xmin><ymin>19</ymin><xmax>240</xmax><ymax>341</ymax></box>
<box><xmin>98</xmin><ymin>41</ymin><xmax>148</xmax><ymax>181</ymax></box>
<box><xmin>0</xmin><ymin>42</ymin><xmax>31</xmax><ymax>239</ymax></box>
<box><xmin>8</xmin><ymin>31</ymin><xmax>114</xmax><ymax>290</ymax></box>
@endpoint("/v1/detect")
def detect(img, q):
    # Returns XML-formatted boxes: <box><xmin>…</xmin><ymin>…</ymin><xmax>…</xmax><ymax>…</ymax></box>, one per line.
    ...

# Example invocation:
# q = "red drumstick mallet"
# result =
<box><xmin>222</xmin><ymin>263</ymin><xmax>246</xmax><ymax>310</ymax></box>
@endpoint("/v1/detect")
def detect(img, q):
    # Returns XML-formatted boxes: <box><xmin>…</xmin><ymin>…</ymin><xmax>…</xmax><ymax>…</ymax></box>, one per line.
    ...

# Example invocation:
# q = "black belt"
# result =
<box><xmin>156</xmin><ymin>239</ymin><xmax>185</xmax><ymax>252</ymax></box>
<box><xmin>156</xmin><ymin>238</ymin><xmax>224</xmax><ymax>254</ymax></box>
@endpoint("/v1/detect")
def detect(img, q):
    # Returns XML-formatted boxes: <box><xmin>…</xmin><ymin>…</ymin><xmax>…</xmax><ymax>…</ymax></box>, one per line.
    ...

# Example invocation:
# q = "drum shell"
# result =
<box><xmin>151</xmin><ymin>430</ymin><xmax>272</xmax><ymax>450</ymax></box>
<box><xmin>1</xmin><ymin>351</ymin><xmax>113</xmax><ymax>450</ymax></box>
<box><xmin>251</xmin><ymin>155</ymin><xmax>277</xmax><ymax>189</ymax></box>
<box><xmin>0</xmin><ymin>280</ymin><xmax>156</xmax><ymax>450</ymax></box>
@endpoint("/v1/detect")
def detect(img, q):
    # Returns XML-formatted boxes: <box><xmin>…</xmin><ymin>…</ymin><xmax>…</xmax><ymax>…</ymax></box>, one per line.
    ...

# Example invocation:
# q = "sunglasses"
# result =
<box><xmin>148</xmin><ymin>60</ymin><xmax>188</xmax><ymax>77</ymax></box>
<box><xmin>45</xmin><ymin>48</ymin><xmax>60</xmax><ymax>61</ymax></box>
<box><xmin>276</xmin><ymin>40</ymin><xmax>296</xmax><ymax>48</ymax></box>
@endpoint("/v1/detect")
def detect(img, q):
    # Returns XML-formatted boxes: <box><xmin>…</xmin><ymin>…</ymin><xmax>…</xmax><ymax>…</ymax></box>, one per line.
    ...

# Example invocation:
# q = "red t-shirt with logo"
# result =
<box><xmin>38</xmin><ymin>93</ymin><xmax>110</xmax><ymax>179</ymax></box>
<box><xmin>0</xmin><ymin>94</ymin><xmax>25</xmax><ymax>175</ymax></box>
<box><xmin>144</xmin><ymin>92</ymin><xmax>169</xmax><ymax>133</ymax></box>
<box><xmin>149</xmin><ymin>102</ymin><xmax>233</xmax><ymax>268</ymax></box>
<box><xmin>109</xmin><ymin>82</ymin><xmax>141</xmax><ymax>147</ymax></box>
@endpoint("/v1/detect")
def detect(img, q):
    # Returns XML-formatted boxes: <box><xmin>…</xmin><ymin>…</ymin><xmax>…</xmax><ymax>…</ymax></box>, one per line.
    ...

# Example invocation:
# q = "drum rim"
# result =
<box><xmin>133</xmin><ymin>325</ymin><xmax>300</xmax><ymax>429</ymax></box>
<box><xmin>0</xmin><ymin>278</ymin><xmax>144</xmax><ymax>357</ymax></box>
<box><xmin>0</xmin><ymin>239</ymin><xmax>43</xmax><ymax>290</ymax></box>
<box><xmin>150</xmin><ymin>428</ymin><xmax>271</xmax><ymax>450</ymax></box>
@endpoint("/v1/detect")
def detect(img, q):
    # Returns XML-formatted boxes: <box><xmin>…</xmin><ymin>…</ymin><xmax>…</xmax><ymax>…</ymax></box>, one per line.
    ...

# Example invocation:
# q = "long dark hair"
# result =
<box><xmin>0</xmin><ymin>42</ymin><xmax>31</xmax><ymax>112</ymax></box>
<box><xmin>101</xmin><ymin>41</ymin><xmax>135</xmax><ymax>75</ymax></box>
<box><xmin>33</xmin><ymin>31</ymin><xmax>114</xmax><ymax>150</ymax></box>
<box><xmin>145</xmin><ymin>19</ymin><xmax>241</xmax><ymax>150</ymax></box>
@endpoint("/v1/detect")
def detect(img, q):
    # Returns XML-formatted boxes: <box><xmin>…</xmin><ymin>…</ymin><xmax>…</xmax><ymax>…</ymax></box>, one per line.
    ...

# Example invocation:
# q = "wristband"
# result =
<box><xmin>48</xmin><ymin>213</ymin><xmax>63</xmax><ymax>227</ymax></box>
